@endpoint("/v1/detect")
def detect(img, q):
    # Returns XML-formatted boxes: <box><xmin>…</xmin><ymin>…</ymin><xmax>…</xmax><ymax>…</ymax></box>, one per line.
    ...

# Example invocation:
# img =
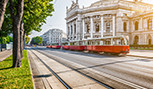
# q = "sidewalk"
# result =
<box><xmin>127</xmin><ymin>50</ymin><xmax>153</xmax><ymax>58</ymax></box>
<box><xmin>0</xmin><ymin>50</ymin><xmax>12</xmax><ymax>61</ymax></box>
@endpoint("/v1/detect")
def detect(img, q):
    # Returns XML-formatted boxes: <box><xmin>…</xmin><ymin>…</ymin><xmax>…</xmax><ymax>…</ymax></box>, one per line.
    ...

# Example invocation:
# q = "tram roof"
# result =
<box><xmin>83</xmin><ymin>36</ymin><xmax>125</xmax><ymax>41</ymax></box>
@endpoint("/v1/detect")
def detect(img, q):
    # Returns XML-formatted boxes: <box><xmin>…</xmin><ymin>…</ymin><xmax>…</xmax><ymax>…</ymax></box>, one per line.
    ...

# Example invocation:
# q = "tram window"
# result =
<box><xmin>105</xmin><ymin>41</ymin><xmax>110</xmax><ymax>45</ymax></box>
<box><xmin>88</xmin><ymin>42</ymin><xmax>90</xmax><ymax>45</ymax></box>
<box><xmin>97</xmin><ymin>42</ymin><xmax>100</xmax><ymax>45</ymax></box>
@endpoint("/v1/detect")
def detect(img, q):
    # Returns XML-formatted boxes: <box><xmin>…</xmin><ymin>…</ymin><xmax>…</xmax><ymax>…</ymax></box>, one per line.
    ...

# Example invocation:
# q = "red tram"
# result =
<box><xmin>47</xmin><ymin>36</ymin><xmax>129</xmax><ymax>56</ymax></box>
<box><xmin>52</xmin><ymin>45</ymin><xmax>61</xmax><ymax>49</ymax></box>
<box><xmin>62</xmin><ymin>36</ymin><xmax>129</xmax><ymax>56</ymax></box>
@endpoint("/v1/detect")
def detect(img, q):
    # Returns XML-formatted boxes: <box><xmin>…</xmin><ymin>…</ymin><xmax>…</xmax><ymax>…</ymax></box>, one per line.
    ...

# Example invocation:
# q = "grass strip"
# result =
<box><xmin>0</xmin><ymin>50</ymin><xmax>33</xmax><ymax>89</ymax></box>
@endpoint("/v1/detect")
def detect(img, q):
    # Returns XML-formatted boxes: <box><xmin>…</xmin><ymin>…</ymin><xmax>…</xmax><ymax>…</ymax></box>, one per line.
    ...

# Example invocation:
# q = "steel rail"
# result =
<box><xmin>35</xmin><ymin>48</ymin><xmax>147</xmax><ymax>89</ymax></box>
<box><xmin>30</xmin><ymin>50</ymin><xmax>72</xmax><ymax>89</ymax></box>
<box><xmin>33</xmin><ymin>48</ymin><xmax>113</xmax><ymax>89</ymax></box>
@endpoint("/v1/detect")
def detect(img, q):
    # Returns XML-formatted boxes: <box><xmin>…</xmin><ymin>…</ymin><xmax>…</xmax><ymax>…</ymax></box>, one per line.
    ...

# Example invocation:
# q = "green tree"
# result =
<box><xmin>25</xmin><ymin>36</ymin><xmax>30</xmax><ymax>44</ymax></box>
<box><xmin>0</xmin><ymin>35</ymin><xmax>12</xmax><ymax>51</ymax></box>
<box><xmin>31</xmin><ymin>36</ymin><xmax>42</xmax><ymax>45</ymax></box>
<box><xmin>0</xmin><ymin>0</ymin><xmax>54</xmax><ymax>68</ymax></box>
<box><xmin>23</xmin><ymin>0</ymin><xmax>54</xmax><ymax>35</ymax></box>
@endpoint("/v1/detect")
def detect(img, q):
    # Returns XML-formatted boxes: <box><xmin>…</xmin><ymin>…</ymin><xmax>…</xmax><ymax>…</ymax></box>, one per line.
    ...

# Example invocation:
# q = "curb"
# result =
<box><xmin>27</xmin><ymin>51</ymin><xmax>36</xmax><ymax>89</ymax></box>
<box><xmin>0</xmin><ymin>54</ymin><xmax>12</xmax><ymax>62</ymax></box>
<box><xmin>127</xmin><ymin>54</ymin><xmax>153</xmax><ymax>59</ymax></box>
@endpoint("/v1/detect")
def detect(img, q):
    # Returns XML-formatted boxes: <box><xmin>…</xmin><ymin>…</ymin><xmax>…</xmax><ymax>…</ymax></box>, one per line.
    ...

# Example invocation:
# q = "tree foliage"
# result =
<box><xmin>24</xmin><ymin>0</ymin><xmax>54</xmax><ymax>35</ymax></box>
<box><xmin>25</xmin><ymin>36</ymin><xmax>30</xmax><ymax>44</ymax></box>
<box><xmin>2</xmin><ymin>0</ymin><xmax>54</xmax><ymax>36</ymax></box>
<box><xmin>0</xmin><ymin>36</ymin><xmax>12</xmax><ymax>44</ymax></box>
<box><xmin>31</xmin><ymin>36</ymin><xmax>42</xmax><ymax>45</ymax></box>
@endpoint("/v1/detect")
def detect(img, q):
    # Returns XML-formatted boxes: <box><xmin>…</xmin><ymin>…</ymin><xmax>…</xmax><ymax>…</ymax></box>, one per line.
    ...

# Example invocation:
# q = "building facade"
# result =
<box><xmin>66</xmin><ymin>0</ymin><xmax>153</xmax><ymax>45</ymax></box>
<box><xmin>42</xmin><ymin>29</ymin><xmax>67</xmax><ymax>45</ymax></box>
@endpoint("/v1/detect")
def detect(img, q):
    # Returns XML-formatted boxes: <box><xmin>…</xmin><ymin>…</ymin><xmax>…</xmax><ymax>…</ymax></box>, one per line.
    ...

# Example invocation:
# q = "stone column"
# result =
<box><xmin>152</xmin><ymin>18</ymin><xmax>153</xmax><ymax>30</ymax></box>
<box><xmin>144</xmin><ymin>34</ymin><xmax>147</xmax><ymax>45</ymax></box>
<box><xmin>66</xmin><ymin>23</ymin><xmax>69</xmax><ymax>40</ymax></box>
<box><xmin>69</xmin><ymin>24</ymin><xmax>71</xmax><ymax>41</ymax></box>
<box><xmin>76</xmin><ymin>20</ymin><xmax>78</xmax><ymax>40</ymax></box>
<box><xmin>73</xmin><ymin>22</ymin><xmax>75</xmax><ymax>40</ymax></box>
<box><xmin>101</xmin><ymin>15</ymin><xmax>104</xmax><ymax>38</ymax></box>
<box><xmin>113</xmin><ymin>15</ymin><xmax>116</xmax><ymax>37</ymax></box>
<box><xmin>139</xmin><ymin>17</ymin><xmax>143</xmax><ymax>31</ymax></box>
<box><xmin>77</xmin><ymin>14</ymin><xmax>82</xmax><ymax>40</ymax></box>
<box><xmin>82</xmin><ymin>19</ymin><xmax>85</xmax><ymax>40</ymax></box>
<box><xmin>139</xmin><ymin>34</ymin><xmax>141</xmax><ymax>45</ymax></box>
<box><xmin>90</xmin><ymin>17</ymin><xmax>93</xmax><ymax>38</ymax></box>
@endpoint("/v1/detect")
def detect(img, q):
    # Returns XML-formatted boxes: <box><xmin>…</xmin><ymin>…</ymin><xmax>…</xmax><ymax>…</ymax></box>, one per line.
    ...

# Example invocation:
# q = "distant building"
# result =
<box><xmin>66</xmin><ymin>0</ymin><xmax>153</xmax><ymax>45</ymax></box>
<box><xmin>42</xmin><ymin>29</ymin><xmax>67</xmax><ymax>45</ymax></box>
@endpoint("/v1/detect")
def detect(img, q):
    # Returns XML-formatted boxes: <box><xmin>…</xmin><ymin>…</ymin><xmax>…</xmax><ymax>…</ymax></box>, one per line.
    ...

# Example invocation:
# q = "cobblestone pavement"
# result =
<box><xmin>0</xmin><ymin>50</ymin><xmax>12</xmax><ymax>62</ymax></box>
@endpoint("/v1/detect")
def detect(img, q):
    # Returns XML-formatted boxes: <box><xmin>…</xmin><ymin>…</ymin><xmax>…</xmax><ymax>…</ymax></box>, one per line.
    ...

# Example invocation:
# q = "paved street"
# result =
<box><xmin>28</xmin><ymin>47</ymin><xmax>153</xmax><ymax>89</ymax></box>
<box><xmin>128</xmin><ymin>50</ymin><xmax>153</xmax><ymax>58</ymax></box>
<box><xmin>0</xmin><ymin>50</ymin><xmax>12</xmax><ymax>62</ymax></box>
<box><xmin>28</xmin><ymin>48</ymin><xmax>107</xmax><ymax>89</ymax></box>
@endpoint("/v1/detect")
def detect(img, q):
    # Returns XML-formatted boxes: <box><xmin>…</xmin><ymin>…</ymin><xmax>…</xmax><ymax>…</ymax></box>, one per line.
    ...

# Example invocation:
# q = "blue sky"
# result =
<box><xmin>29</xmin><ymin>0</ymin><xmax>153</xmax><ymax>38</ymax></box>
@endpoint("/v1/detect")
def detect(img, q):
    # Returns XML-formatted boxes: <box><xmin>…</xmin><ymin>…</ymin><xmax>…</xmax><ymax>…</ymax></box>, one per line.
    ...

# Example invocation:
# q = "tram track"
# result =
<box><xmin>34</xmin><ymin>48</ymin><xmax>150</xmax><ymax>89</ymax></box>
<box><xmin>30</xmin><ymin>50</ymin><xmax>72</xmax><ymax>89</ymax></box>
<box><xmin>29</xmin><ymin>49</ymin><xmax>110</xmax><ymax>89</ymax></box>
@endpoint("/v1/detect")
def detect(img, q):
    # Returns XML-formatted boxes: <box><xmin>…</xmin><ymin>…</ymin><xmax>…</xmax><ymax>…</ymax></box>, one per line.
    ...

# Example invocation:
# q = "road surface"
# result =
<box><xmin>29</xmin><ymin>47</ymin><xmax>153</xmax><ymax>89</ymax></box>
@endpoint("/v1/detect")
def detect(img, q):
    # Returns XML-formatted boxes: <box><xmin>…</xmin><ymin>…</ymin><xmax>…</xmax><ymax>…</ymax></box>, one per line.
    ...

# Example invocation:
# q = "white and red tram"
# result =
<box><xmin>62</xmin><ymin>36</ymin><xmax>129</xmax><ymax>55</ymax></box>
<box><xmin>47</xmin><ymin>36</ymin><xmax>129</xmax><ymax>56</ymax></box>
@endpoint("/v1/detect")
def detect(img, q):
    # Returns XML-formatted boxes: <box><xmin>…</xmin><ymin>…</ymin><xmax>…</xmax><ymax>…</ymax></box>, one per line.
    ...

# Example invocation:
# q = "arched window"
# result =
<box><xmin>135</xmin><ymin>21</ymin><xmax>139</xmax><ymax>31</ymax></box>
<box><xmin>134</xmin><ymin>35</ymin><xmax>139</xmax><ymax>45</ymax></box>
<box><xmin>147</xmin><ymin>34</ymin><xmax>152</xmax><ymax>45</ymax></box>
<box><xmin>147</xmin><ymin>19</ymin><xmax>152</xmax><ymax>30</ymax></box>
<box><xmin>106</xmin><ymin>22</ymin><xmax>110</xmax><ymax>32</ymax></box>
<box><xmin>123</xmin><ymin>22</ymin><xmax>127</xmax><ymax>32</ymax></box>
<box><xmin>95</xmin><ymin>23</ymin><xmax>100</xmax><ymax>32</ymax></box>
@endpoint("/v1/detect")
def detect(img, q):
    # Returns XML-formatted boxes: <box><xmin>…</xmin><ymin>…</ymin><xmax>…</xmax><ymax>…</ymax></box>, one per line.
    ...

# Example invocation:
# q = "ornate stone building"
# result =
<box><xmin>41</xmin><ymin>29</ymin><xmax>66</xmax><ymax>45</ymax></box>
<box><xmin>66</xmin><ymin>0</ymin><xmax>153</xmax><ymax>45</ymax></box>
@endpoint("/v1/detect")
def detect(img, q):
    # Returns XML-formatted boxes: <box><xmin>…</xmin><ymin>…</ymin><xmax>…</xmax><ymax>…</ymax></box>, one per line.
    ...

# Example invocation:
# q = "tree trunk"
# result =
<box><xmin>23</xmin><ymin>30</ymin><xmax>26</xmax><ymax>49</ymax></box>
<box><xmin>9</xmin><ymin>0</ymin><xmax>24</xmax><ymax>67</ymax></box>
<box><xmin>0</xmin><ymin>36</ymin><xmax>2</xmax><ymax>52</ymax></box>
<box><xmin>12</xmin><ymin>18</ymin><xmax>21</xmax><ymax>67</ymax></box>
<box><xmin>20</xmin><ymin>21</ymin><xmax>24</xmax><ymax>58</ymax></box>
<box><xmin>0</xmin><ymin>0</ymin><xmax>8</xmax><ymax>30</ymax></box>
